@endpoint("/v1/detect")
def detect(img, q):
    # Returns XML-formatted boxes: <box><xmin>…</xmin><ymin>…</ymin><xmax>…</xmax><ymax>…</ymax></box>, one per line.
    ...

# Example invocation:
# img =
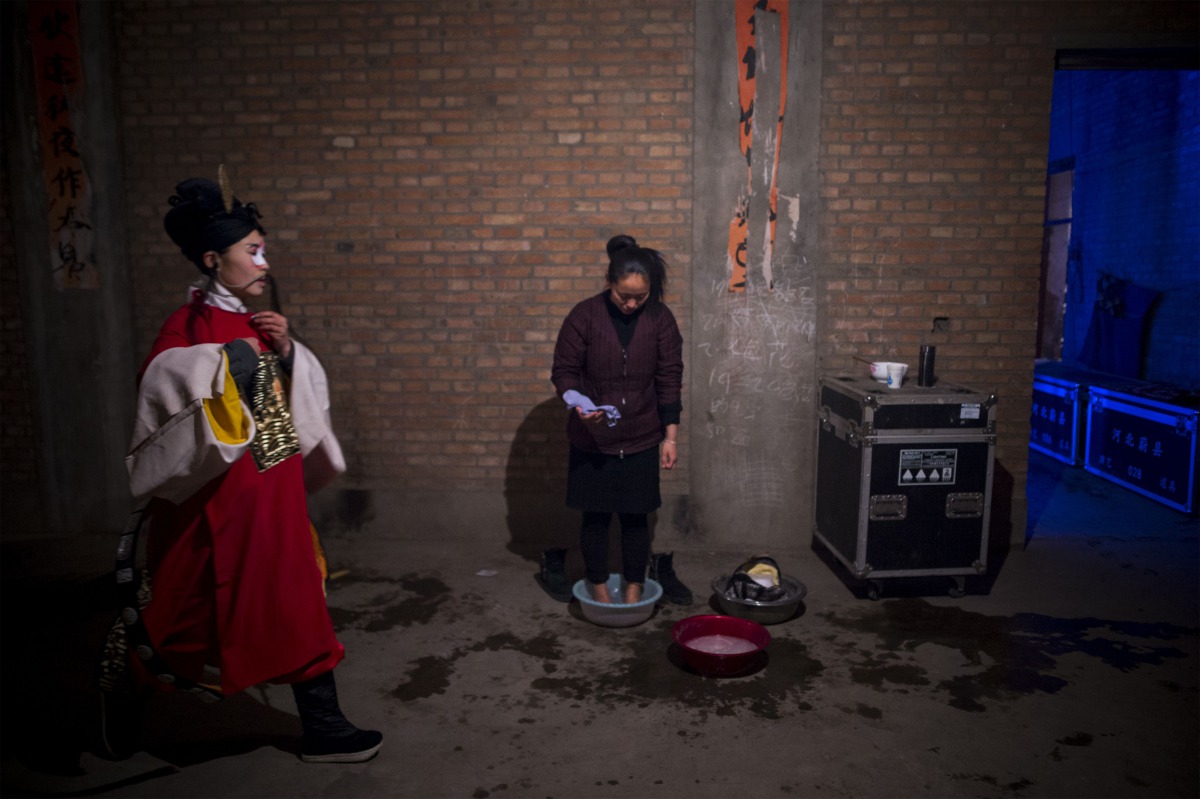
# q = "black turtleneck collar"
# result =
<box><xmin>604</xmin><ymin>292</ymin><xmax>646</xmax><ymax>348</ymax></box>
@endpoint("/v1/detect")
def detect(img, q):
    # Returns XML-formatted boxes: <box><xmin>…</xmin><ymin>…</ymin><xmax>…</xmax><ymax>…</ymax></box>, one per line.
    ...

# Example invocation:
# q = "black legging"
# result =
<box><xmin>580</xmin><ymin>511</ymin><xmax>650</xmax><ymax>586</ymax></box>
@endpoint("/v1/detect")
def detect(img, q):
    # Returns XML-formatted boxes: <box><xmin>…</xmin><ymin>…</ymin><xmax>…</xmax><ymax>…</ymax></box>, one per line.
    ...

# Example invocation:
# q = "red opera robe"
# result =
<box><xmin>126</xmin><ymin>282</ymin><xmax>346</xmax><ymax>696</ymax></box>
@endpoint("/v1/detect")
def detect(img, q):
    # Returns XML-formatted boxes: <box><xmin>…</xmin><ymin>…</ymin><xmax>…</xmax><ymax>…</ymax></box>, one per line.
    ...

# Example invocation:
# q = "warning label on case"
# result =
<box><xmin>898</xmin><ymin>448</ymin><xmax>958</xmax><ymax>486</ymax></box>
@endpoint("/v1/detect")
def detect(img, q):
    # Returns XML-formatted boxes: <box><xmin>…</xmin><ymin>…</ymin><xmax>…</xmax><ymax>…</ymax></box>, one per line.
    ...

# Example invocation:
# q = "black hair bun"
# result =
<box><xmin>168</xmin><ymin>178</ymin><xmax>224</xmax><ymax>211</ymax></box>
<box><xmin>606</xmin><ymin>234</ymin><xmax>638</xmax><ymax>258</ymax></box>
<box><xmin>164</xmin><ymin>180</ymin><xmax>224</xmax><ymax>260</ymax></box>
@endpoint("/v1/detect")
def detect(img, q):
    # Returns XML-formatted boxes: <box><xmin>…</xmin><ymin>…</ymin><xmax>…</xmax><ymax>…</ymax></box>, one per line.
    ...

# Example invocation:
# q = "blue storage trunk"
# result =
<box><xmin>1084</xmin><ymin>384</ymin><xmax>1200</xmax><ymax>514</ymax></box>
<box><xmin>1030</xmin><ymin>373</ymin><xmax>1083</xmax><ymax>464</ymax></box>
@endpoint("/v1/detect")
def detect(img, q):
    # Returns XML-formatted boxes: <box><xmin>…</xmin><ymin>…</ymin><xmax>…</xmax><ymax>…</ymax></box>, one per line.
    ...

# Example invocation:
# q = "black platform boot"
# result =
<box><xmin>292</xmin><ymin>671</ymin><xmax>383</xmax><ymax>763</ymax></box>
<box><xmin>649</xmin><ymin>552</ymin><xmax>693</xmax><ymax>605</ymax></box>
<box><xmin>538</xmin><ymin>547</ymin><xmax>572</xmax><ymax>602</ymax></box>
<box><xmin>98</xmin><ymin>687</ymin><xmax>150</xmax><ymax>760</ymax></box>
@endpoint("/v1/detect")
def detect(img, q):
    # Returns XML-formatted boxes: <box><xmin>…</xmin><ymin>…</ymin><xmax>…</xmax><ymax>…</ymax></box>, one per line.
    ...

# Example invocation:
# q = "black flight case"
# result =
<box><xmin>814</xmin><ymin>375</ymin><xmax>997</xmax><ymax>599</ymax></box>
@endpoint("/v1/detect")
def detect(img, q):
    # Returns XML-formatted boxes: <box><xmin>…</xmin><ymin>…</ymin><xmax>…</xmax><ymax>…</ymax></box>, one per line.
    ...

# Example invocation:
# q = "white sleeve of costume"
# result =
<box><xmin>125</xmin><ymin>344</ymin><xmax>256</xmax><ymax>504</ymax></box>
<box><xmin>289</xmin><ymin>340</ymin><xmax>347</xmax><ymax>494</ymax></box>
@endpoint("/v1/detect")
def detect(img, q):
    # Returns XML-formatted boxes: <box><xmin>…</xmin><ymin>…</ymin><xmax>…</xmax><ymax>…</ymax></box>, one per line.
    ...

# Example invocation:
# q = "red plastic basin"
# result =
<box><xmin>671</xmin><ymin>614</ymin><xmax>771</xmax><ymax>677</ymax></box>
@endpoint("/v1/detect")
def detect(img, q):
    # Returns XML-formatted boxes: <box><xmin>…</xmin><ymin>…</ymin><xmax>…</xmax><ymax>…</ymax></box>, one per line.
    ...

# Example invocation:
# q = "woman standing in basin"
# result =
<box><xmin>550</xmin><ymin>234</ymin><xmax>690</xmax><ymax>604</ymax></box>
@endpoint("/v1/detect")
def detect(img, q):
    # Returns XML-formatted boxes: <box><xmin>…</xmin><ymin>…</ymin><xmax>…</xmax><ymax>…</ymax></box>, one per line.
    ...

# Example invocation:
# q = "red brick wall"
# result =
<box><xmin>113</xmin><ymin>0</ymin><xmax>694</xmax><ymax>494</ymax></box>
<box><xmin>818</xmin><ymin>0</ymin><xmax>1198</xmax><ymax>516</ymax></box>
<box><xmin>5</xmin><ymin>0</ymin><xmax>1190</xmax><ymax>536</ymax></box>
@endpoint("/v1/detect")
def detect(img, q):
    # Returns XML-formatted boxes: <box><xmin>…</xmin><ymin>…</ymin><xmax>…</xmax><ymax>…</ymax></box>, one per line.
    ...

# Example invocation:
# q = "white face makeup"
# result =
<box><xmin>252</xmin><ymin>246</ymin><xmax>267</xmax><ymax>267</ymax></box>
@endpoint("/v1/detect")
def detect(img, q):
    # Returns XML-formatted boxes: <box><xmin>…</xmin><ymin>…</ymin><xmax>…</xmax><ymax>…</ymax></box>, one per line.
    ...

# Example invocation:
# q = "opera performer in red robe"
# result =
<box><xmin>100</xmin><ymin>173</ymin><xmax>382</xmax><ymax>765</ymax></box>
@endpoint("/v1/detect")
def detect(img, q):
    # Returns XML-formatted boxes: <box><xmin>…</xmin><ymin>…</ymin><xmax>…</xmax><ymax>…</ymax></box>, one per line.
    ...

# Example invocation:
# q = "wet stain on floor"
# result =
<box><xmin>951</xmin><ymin>773</ymin><xmax>1035</xmax><ymax>793</ymax></box>
<box><xmin>851</xmin><ymin>702</ymin><xmax>883</xmax><ymax>720</ymax></box>
<box><xmin>388</xmin><ymin>632</ymin><xmax>564</xmax><ymax>702</ymax></box>
<box><xmin>1047</xmin><ymin>736</ymin><xmax>1100</xmax><ymax>764</ymax></box>
<box><xmin>822</xmin><ymin>598</ymin><xmax>1195</xmax><ymax>711</ymax></box>
<box><xmin>532</xmin><ymin>627</ymin><xmax>826</xmax><ymax>721</ymax></box>
<box><xmin>390</xmin><ymin>655</ymin><xmax>454</xmax><ymax>701</ymax></box>
<box><xmin>1056</xmin><ymin>732</ymin><xmax>1093</xmax><ymax>747</ymax></box>
<box><xmin>341</xmin><ymin>572</ymin><xmax>1194</xmax><ymax>734</ymax></box>
<box><xmin>326</xmin><ymin>572</ymin><xmax>454</xmax><ymax>631</ymax></box>
<box><xmin>469</xmin><ymin>631</ymin><xmax>564</xmax><ymax>666</ymax></box>
<box><xmin>848</xmin><ymin>650</ymin><xmax>930</xmax><ymax>692</ymax></box>
<box><xmin>387</xmin><ymin>613</ymin><xmax>826</xmax><ymax>722</ymax></box>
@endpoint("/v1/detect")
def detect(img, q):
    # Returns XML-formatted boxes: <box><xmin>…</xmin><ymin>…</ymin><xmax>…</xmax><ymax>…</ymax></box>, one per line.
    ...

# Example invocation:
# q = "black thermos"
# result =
<box><xmin>918</xmin><ymin>345</ymin><xmax>936</xmax><ymax>387</ymax></box>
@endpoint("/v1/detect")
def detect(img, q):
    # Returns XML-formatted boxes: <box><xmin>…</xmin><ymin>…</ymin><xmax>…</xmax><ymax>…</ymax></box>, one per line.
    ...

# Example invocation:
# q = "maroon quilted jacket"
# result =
<box><xmin>551</xmin><ymin>292</ymin><xmax>684</xmax><ymax>457</ymax></box>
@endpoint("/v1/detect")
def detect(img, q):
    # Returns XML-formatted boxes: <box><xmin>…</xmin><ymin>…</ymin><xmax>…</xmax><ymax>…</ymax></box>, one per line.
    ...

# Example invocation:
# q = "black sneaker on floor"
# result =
<box><xmin>301</xmin><ymin>728</ymin><xmax>384</xmax><ymax>763</ymax></box>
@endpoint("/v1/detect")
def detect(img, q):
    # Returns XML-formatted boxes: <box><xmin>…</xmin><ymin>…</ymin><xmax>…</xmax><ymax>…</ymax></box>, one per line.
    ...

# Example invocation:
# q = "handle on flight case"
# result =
<box><xmin>868</xmin><ymin>494</ymin><xmax>908</xmax><ymax>521</ymax></box>
<box><xmin>819</xmin><ymin>405</ymin><xmax>862</xmax><ymax>448</ymax></box>
<box><xmin>945</xmin><ymin>492</ymin><xmax>985</xmax><ymax>518</ymax></box>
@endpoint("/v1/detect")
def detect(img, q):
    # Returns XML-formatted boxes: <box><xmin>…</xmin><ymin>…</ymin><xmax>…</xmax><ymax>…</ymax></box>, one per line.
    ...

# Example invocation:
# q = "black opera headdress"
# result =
<box><xmin>163</xmin><ymin>165</ymin><xmax>265</xmax><ymax>271</ymax></box>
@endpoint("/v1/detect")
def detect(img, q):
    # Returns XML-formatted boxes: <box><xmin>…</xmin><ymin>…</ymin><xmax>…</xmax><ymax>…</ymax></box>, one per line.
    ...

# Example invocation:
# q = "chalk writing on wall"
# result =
<box><xmin>727</xmin><ymin>0</ymin><xmax>788</xmax><ymax>293</ymax></box>
<box><xmin>29</xmin><ymin>0</ymin><xmax>98</xmax><ymax>289</ymax></box>
<box><xmin>697</xmin><ymin>251</ymin><xmax>816</xmax><ymax>507</ymax></box>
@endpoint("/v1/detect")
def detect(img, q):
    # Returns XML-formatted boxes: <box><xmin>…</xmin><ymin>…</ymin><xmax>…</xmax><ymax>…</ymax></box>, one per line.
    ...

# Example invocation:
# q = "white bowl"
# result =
<box><xmin>572</xmin><ymin>575</ymin><xmax>663</xmax><ymax>627</ymax></box>
<box><xmin>869</xmin><ymin>361</ymin><xmax>908</xmax><ymax>384</ymax></box>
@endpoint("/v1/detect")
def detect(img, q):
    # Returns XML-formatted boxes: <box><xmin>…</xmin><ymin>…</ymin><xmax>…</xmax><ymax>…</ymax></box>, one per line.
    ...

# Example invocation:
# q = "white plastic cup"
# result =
<box><xmin>886</xmin><ymin>363</ymin><xmax>905</xmax><ymax>388</ymax></box>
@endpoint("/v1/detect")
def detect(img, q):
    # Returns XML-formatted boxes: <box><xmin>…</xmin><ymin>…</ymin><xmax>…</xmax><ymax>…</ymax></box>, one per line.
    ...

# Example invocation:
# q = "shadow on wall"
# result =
<box><xmin>504</xmin><ymin>398</ymin><xmax>574</xmax><ymax>562</ymax></box>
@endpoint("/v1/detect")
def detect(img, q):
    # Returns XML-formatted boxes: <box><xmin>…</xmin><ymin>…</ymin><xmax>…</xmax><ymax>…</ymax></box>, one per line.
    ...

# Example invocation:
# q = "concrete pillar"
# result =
<box><xmin>2</xmin><ymin>2</ymin><xmax>136</xmax><ymax>536</ymax></box>
<box><xmin>690</xmin><ymin>2</ymin><xmax>822</xmax><ymax>549</ymax></box>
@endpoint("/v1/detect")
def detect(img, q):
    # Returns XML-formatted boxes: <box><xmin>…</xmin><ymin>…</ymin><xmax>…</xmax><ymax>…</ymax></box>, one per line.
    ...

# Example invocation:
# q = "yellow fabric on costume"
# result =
<box><xmin>310</xmin><ymin>521</ymin><xmax>328</xmax><ymax>582</ymax></box>
<box><xmin>202</xmin><ymin>357</ymin><xmax>250</xmax><ymax>444</ymax></box>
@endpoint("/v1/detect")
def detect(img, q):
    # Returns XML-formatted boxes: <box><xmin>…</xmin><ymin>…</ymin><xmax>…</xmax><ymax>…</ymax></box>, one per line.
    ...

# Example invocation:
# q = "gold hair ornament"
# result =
<box><xmin>218</xmin><ymin>164</ymin><xmax>234</xmax><ymax>214</ymax></box>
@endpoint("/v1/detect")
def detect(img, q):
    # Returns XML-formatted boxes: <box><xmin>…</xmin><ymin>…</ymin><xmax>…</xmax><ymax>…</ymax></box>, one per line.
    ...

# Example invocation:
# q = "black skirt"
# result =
<box><xmin>566</xmin><ymin>445</ymin><xmax>661</xmax><ymax>515</ymax></box>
